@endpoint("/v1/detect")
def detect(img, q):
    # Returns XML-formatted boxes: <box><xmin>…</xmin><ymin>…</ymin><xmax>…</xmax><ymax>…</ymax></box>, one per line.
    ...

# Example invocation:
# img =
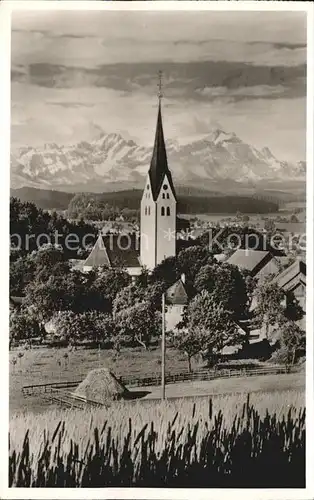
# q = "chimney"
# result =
<box><xmin>181</xmin><ymin>273</ymin><xmax>186</xmax><ymax>284</ymax></box>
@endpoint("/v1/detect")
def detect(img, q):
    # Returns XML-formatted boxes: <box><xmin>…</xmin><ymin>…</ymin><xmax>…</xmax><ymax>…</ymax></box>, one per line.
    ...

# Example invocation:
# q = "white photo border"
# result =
<box><xmin>0</xmin><ymin>1</ymin><xmax>313</xmax><ymax>499</ymax></box>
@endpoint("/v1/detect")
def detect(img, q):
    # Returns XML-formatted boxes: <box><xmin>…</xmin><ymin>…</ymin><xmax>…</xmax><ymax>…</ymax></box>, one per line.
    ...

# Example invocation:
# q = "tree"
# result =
<box><xmin>171</xmin><ymin>326</ymin><xmax>207</xmax><ymax>373</ymax></box>
<box><xmin>194</xmin><ymin>262</ymin><xmax>251</xmax><ymax>318</ymax></box>
<box><xmin>135</xmin><ymin>268</ymin><xmax>150</xmax><ymax>288</ymax></box>
<box><xmin>24</xmin><ymin>275</ymin><xmax>70</xmax><ymax>322</ymax></box>
<box><xmin>285</xmin><ymin>292</ymin><xmax>304</xmax><ymax>322</ymax></box>
<box><xmin>176</xmin><ymin>245</ymin><xmax>213</xmax><ymax>285</ymax></box>
<box><xmin>52</xmin><ymin>311</ymin><xmax>113</xmax><ymax>346</ymax></box>
<box><xmin>149</xmin><ymin>256</ymin><xmax>178</xmax><ymax>287</ymax></box>
<box><xmin>10</xmin><ymin>309</ymin><xmax>42</xmax><ymax>346</ymax></box>
<box><xmin>10</xmin><ymin>245</ymin><xmax>70</xmax><ymax>297</ymax></box>
<box><xmin>143</xmin><ymin>282</ymin><xmax>165</xmax><ymax>311</ymax></box>
<box><xmin>10</xmin><ymin>255</ymin><xmax>37</xmax><ymax>296</ymax></box>
<box><xmin>93</xmin><ymin>267</ymin><xmax>131</xmax><ymax>304</ymax></box>
<box><xmin>115</xmin><ymin>302</ymin><xmax>161</xmax><ymax>351</ymax></box>
<box><xmin>174</xmin><ymin>291</ymin><xmax>241</xmax><ymax>371</ymax></box>
<box><xmin>112</xmin><ymin>284</ymin><xmax>145</xmax><ymax>316</ymax></box>
<box><xmin>273</xmin><ymin>318</ymin><xmax>305</xmax><ymax>370</ymax></box>
<box><xmin>254</xmin><ymin>281</ymin><xmax>285</xmax><ymax>339</ymax></box>
<box><xmin>32</xmin><ymin>244</ymin><xmax>65</xmax><ymax>269</ymax></box>
<box><xmin>113</xmin><ymin>280</ymin><xmax>165</xmax><ymax>319</ymax></box>
<box><xmin>10</xmin><ymin>197</ymin><xmax>97</xmax><ymax>258</ymax></box>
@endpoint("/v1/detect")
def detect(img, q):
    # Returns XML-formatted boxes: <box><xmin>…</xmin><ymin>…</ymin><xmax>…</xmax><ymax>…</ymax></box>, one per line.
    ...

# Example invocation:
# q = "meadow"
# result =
<box><xmin>9</xmin><ymin>390</ymin><xmax>305</xmax><ymax>487</ymax></box>
<box><xmin>10</xmin><ymin>345</ymin><xmax>199</xmax><ymax>413</ymax></box>
<box><xmin>10</xmin><ymin>344</ymin><xmax>304</xmax><ymax>414</ymax></box>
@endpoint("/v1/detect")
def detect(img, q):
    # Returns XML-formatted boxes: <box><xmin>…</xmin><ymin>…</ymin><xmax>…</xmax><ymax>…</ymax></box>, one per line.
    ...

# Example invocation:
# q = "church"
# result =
<box><xmin>83</xmin><ymin>91</ymin><xmax>177</xmax><ymax>275</ymax></box>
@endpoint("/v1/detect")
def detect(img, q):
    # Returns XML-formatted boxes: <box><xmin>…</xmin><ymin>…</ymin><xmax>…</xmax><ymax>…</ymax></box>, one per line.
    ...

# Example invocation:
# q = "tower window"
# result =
<box><xmin>162</xmin><ymin>193</ymin><xmax>165</xmax><ymax>199</ymax></box>
<box><xmin>161</xmin><ymin>207</ymin><xmax>165</xmax><ymax>216</ymax></box>
<box><xmin>167</xmin><ymin>207</ymin><xmax>170</xmax><ymax>216</ymax></box>
<box><xmin>148</xmin><ymin>206</ymin><xmax>151</xmax><ymax>215</ymax></box>
<box><xmin>163</xmin><ymin>184</ymin><xmax>168</xmax><ymax>190</ymax></box>
<box><xmin>166</xmin><ymin>193</ymin><xmax>170</xmax><ymax>199</ymax></box>
<box><xmin>145</xmin><ymin>207</ymin><xmax>147</xmax><ymax>215</ymax></box>
<box><xmin>147</xmin><ymin>184</ymin><xmax>150</xmax><ymax>190</ymax></box>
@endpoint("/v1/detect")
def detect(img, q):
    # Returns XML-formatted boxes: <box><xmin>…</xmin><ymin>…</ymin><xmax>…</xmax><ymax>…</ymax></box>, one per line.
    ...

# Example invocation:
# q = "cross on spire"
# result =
<box><xmin>148</xmin><ymin>70</ymin><xmax>176</xmax><ymax>202</ymax></box>
<box><xmin>157</xmin><ymin>70</ymin><xmax>163</xmax><ymax>102</ymax></box>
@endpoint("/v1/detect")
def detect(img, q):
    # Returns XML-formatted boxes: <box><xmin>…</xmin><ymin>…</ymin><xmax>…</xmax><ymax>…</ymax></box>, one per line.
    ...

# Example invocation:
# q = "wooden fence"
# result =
<box><xmin>22</xmin><ymin>364</ymin><xmax>297</xmax><ymax>397</ymax></box>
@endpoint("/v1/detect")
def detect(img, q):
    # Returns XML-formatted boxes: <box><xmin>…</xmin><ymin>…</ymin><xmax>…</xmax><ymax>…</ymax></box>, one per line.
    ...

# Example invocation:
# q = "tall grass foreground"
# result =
<box><xmin>9</xmin><ymin>395</ymin><xmax>305</xmax><ymax>488</ymax></box>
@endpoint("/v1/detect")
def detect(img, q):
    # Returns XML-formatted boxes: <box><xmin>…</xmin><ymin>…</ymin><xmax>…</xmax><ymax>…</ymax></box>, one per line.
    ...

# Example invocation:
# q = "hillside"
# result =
<box><xmin>10</xmin><ymin>187</ymin><xmax>74</xmax><ymax>211</ymax></box>
<box><xmin>66</xmin><ymin>190</ymin><xmax>279</xmax><ymax>216</ymax></box>
<box><xmin>11</xmin><ymin>186</ymin><xmax>279</xmax><ymax>215</ymax></box>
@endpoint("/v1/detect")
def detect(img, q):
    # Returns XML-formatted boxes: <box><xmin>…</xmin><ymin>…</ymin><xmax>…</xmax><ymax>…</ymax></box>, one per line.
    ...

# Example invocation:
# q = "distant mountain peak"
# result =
<box><xmin>207</xmin><ymin>128</ymin><xmax>238</xmax><ymax>145</ymax></box>
<box><xmin>10</xmin><ymin>128</ymin><xmax>306</xmax><ymax>192</ymax></box>
<box><xmin>261</xmin><ymin>146</ymin><xmax>276</xmax><ymax>160</ymax></box>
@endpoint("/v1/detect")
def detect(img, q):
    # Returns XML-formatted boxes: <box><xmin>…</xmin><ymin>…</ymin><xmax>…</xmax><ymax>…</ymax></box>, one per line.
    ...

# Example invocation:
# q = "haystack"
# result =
<box><xmin>72</xmin><ymin>368</ymin><xmax>129</xmax><ymax>405</ymax></box>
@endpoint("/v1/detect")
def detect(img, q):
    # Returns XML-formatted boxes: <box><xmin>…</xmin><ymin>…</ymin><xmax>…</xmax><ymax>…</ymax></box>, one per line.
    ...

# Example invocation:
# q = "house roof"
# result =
<box><xmin>149</xmin><ymin>102</ymin><xmax>176</xmax><ymax>201</ymax></box>
<box><xmin>166</xmin><ymin>278</ymin><xmax>188</xmax><ymax>305</ymax></box>
<box><xmin>271</xmin><ymin>259</ymin><xmax>306</xmax><ymax>292</ymax></box>
<box><xmin>104</xmin><ymin>234</ymin><xmax>141</xmax><ymax>268</ymax></box>
<box><xmin>83</xmin><ymin>233</ymin><xmax>111</xmax><ymax>268</ymax></box>
<box><xmin>254</xmin><ymin>257</ymin><xmax>281</xmax><ymax>282</ymax></box>
<box><xmin>83</xmin><ymin>233</ymin><xmax>141</xmax><ymax>269</ymax></box>
<box><xmin>227</xmin><ymin>249</ymin><xmax>272</xmax><ymax>275</ymax></box>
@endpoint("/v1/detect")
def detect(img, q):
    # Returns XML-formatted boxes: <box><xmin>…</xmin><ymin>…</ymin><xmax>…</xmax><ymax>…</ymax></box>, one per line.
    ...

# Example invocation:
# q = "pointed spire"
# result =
<box><xmin>148</xmin><ymin>72</ymin><xmax>176</xmax><ymax>201</ymax></box>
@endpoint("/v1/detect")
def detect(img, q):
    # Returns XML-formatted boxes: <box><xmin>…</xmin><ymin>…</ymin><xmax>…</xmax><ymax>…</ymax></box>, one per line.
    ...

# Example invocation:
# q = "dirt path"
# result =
<box><xmin>130</xmin><ymin>372</ymin><xmax>304</xmax><ymax>400</ymax></box>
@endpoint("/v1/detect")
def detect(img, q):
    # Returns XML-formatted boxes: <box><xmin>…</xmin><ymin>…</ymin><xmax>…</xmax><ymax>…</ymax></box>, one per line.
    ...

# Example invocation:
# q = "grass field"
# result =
<box><xmin>10</xmin><ymin>345</ymin><xmax>194</xmax><ymax>385</ymax></box>
<box><xmin>9</xmin><ymin>390</ymin><xmax>305</xmax><ymax>487</ymax></box>
<box><xmin>9</xmin><ymin>347</ymin><xmax>305</xmax><ymax>486</ymax></box>
<box><xmin>10</xmin><ymin>345</ymin><xmax>200</xmax><ymax>413</ymax></box>
<box><xmin>10</xmin><ymin>345</ymin><xmax>305</xmax><ymax>414</ymax></box>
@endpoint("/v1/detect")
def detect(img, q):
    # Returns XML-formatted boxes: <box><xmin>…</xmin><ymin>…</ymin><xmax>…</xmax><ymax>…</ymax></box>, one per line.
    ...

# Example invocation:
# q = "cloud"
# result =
<box><xmin>11</xmin><ymin>60</ymin><xmax>306</xmax><ymax>104</ymax></box>
<box><xmin>47</xmin><ymin>102</ymin><xmax>95</xmax><ymax>109</ymax></box>
<box><xmin>11</xmin><ymin>80</ymin><xmax>306</xmax><ymax>163</ymax></box>
<box><xmin>10</xmin><ymin>10</ymin><xmax>306</xmax><ymax>164</ymax></box>
<box><xmin>11</xmin><ymin>32</ymin><xmax>306</xmax><ymax>68</ymax></box>
<box><xmin>12</xmin><ymin>10</ymin><xmax>306</xmax><ymax>44</ymax></box>
<box><xmin>196</xmin><ymin>82</ymin><xmax>305</xmax><ymax>101</ymax></box>
<box><xmin>11</xmin><ymin>11</ymin><xmax>306</xmax><ymax>68</ymax></box>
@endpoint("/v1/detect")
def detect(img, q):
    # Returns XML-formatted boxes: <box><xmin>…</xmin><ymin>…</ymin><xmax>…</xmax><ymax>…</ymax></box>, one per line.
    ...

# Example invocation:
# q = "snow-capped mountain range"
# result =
<box><xmin>10</xmin><ymin>128</ymin><xmax>306</xmax><ymax>192</ymax></box>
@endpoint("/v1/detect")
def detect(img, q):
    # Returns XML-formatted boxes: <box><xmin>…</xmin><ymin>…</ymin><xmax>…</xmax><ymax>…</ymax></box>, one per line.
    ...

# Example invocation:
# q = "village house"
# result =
<box><xmin>82</xmin><ymin>232</ymin><xmax>142</xmax><ymax>278</ymax></box>
<box><xmin>165</xmin><ymin>274</ymin><xmax>188</xmax><ymax>332</ymax></box>
<box><xmin>226</xmin><ymin>249</ymin><xmax>281</xmax><ymax>283</ymax></box>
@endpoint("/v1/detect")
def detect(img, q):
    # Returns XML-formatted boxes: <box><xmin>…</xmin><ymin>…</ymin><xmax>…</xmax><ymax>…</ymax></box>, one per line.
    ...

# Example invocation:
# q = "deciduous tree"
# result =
<box><xmin>176</xmin><ymin>245</ymin><xmax>213</xmax><ymax>285</ymax></box>
<box><xmin>174</xmin><ymin>291</ymin><xmax>241</xmax><ymax>371</ymax></box>
<box><xmin>255</xmin><ymin>281</ymin><xmax>285</xmax><ymax>339</ymax></box>
<box><xmin>273</xmin><ymin>318</ymin><xmax>305</xmax><ymax>370</ymax></box>
<box><xmin>115</xmin><ymin>302</ymin><xmax>161</xmax><ymax>351</ymax></box>
<box><xmin>51</xmin><ymin>311</ymin><xmax>113</xmax><ymax>346</ymax></box>
<box><xmin>10</xmin><ymin>309</ymin><xmax>42</xmax><ymax>346</ymax></box>
<box><xmin>194</xmin><ymin>262</ymin><xmax>251</xmax><ymax>318</ymax></box>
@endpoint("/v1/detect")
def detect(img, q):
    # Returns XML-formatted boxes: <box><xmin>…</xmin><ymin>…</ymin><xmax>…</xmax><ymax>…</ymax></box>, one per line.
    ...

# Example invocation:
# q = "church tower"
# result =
<box><xmin>140</xmin><ymin>73</ymin><xmax>177</xmax><ymax>271</ymax></box>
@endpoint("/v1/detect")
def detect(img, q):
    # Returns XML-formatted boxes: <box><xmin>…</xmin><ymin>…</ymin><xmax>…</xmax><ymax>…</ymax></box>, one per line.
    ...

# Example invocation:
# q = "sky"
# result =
<box><xmin>11</xmin><ymin>10</ymin><xmax>307</xmax><ymax>162</ymax></box>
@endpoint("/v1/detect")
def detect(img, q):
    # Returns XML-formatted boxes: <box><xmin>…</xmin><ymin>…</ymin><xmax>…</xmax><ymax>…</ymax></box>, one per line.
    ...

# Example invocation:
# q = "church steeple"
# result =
<box><xmin>140</xmin><ymin>71</ymin><xmax>177</xmax><ymax>270</ymax></box>
<box><xmin>148</xmin><ymin>74</ymin><xmax>176</xmax><ymax>201</ymax></box>
<box><xmin>149</xmin><ymin>102</ymin><xmax>169</xmax><ymax>200</ymax></box>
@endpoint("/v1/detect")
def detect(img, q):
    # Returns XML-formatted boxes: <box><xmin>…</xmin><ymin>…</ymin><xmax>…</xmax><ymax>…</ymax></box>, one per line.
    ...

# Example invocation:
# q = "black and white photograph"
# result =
<box><xmin>1</xmin><ymin>1</ymin><xmax>313</xmax><ymax>496</ymax></box>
